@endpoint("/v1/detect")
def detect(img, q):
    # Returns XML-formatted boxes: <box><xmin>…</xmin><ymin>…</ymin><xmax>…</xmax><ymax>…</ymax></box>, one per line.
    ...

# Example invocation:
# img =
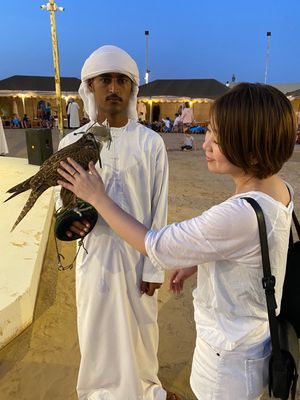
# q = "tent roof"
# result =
<box><xmin>229</xmin><ymin>82</ymin><xmax>300</xmax><ymax>95</ymax></box>
<box><xmin>270</xmin><ymin>83</ymin><xmax>300</xmax><ymax>94</ymax></box>
<box><xmin>138</xmin><ymin>79</ymin><xmax>229</xmax><ymax>99</ymax></box>
<box><xmin>0</xmin><ymin>75</ymin><xmax>81</xmax><ymax>92</ymax></box>
<box><xmin>0</xmin><ymin>75</ymin><xmax>229</xmax><ymax>100</ymax></box>
<box><xmin>286</xmin><ymin>88</ymin><xmax>300</xmax><ymax>98</ymax></box>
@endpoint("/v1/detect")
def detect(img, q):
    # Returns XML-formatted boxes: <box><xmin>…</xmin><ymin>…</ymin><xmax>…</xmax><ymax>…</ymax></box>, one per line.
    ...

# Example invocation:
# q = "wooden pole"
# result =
<box><xmin>48</xmin><ymin>0</ymin><xmax>64</xmax><ymax>138</ymax></box>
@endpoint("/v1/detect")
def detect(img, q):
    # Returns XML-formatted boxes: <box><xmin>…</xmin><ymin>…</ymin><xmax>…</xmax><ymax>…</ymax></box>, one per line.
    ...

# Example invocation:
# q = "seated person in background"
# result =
<box><xmin>296</xmin><ymin>126</ymin><xmax>300</xmax><ymax>144</ymax></box>
<box><xmin>138</xmin><ymin>111</ymin><xmax>146</xmax><ymax>123</ymax></box>
<box><xmin>181</xmin><ymin>133</ymin><xmax>195</xmax><ymax>151</ymax></box>
<box><xmin>22</xmin><ymin>114</ymin><xmax>31</xmax><ymax>128</ymax></box>
<box><xmin>150</xmin><ymin>121</ymin><xmax>162</xmax><ymax>132</ymax></box>
<box><xmin>11</xmin><ymin>114</ymin><xmax>21</xmax><ymax>128</ymax></box>
<box><xmin>80</xmin><ymin>116</ymin><xmax>90</xmax><ymax>126</ymax></box>
<box><xmin>162</xmin><ymin>116</ymin><xmax>172</xmax><ymax>133</ymax></box>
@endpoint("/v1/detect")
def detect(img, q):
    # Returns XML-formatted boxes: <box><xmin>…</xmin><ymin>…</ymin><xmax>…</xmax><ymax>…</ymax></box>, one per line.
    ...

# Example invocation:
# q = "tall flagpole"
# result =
<box><xmin>264</xmin><ymin>32</ymin><xmax>271</xmax><ymax>84</ymax></box>
<box><xmin>40</xmin><ymin>1</ymin><xmax>64</xmax><ymax>138</ymax></box>
<box><xmin>145</xmin><ymin>30</ymin><xmax>150</xmax><ymax>84</ymax></box>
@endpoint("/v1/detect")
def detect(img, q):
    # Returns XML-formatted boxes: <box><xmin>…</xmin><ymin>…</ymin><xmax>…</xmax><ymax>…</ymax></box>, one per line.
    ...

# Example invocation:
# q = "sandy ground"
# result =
<box><xmin>0</xmin><ymin>129</ymin><xmax>299</xmax><ymax>400</ymax></box>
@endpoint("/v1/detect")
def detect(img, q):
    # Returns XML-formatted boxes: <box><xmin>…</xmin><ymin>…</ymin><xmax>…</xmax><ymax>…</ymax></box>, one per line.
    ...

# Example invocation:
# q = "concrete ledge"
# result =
<box><xmin>0</xmin><ymin>157</ymin><xmax>54</xmax><ymax>349</ymax></box>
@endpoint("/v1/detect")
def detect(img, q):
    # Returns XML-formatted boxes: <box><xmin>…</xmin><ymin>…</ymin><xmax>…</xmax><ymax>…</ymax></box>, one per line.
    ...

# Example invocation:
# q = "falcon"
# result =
<box><xmin>5</xmin><ymin>124</ymin><xmax>112</xmax><ymax>231</ymax></box>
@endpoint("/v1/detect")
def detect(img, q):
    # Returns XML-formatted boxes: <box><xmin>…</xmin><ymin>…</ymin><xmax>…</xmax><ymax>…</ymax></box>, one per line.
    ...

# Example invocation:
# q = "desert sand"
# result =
<box><xmin>0</xmin><ymin>130</ymin><xmax>299</xmax><ymax>400</ymax></box>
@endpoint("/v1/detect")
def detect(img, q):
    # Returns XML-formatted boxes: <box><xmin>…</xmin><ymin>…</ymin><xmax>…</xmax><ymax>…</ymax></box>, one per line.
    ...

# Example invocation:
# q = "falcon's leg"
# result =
<box><xmin>60</xmin><ymin>187</ymin><xmax>77</xmax><ymax>209</ymax></box>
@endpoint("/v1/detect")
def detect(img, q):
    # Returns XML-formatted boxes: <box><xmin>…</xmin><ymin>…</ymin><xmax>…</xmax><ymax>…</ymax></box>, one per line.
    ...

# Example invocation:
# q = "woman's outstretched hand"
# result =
<box><xmin>169</xmin><ymin>266</ymin><xmax>198</xmax><ymax>294</ymax></box>
<box><xmin>57</xmin><ymin>158</ymin><xmax>105</xmax><ymax>207</ymax></box>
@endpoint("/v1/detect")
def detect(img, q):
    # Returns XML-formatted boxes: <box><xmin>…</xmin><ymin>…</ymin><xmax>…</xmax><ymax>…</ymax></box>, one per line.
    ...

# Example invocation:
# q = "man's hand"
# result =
<box><xmin>65</xmin><ymin>219</ymin><xmax>91</xmax><ymax>239</ymax></box>
<box><xmin>140</xmin><ymin>281</ymin><xmax>162</xmax><ymax>296</ymax></box>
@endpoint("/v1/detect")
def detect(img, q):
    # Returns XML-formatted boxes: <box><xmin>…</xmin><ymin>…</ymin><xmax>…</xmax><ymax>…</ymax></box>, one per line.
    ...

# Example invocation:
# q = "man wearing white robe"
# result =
<box><xmin>67</xmin><ymin>98</ymin><xmax>80</xmax><ymax>128</ymax></box>
<box><xmin>56</xmin><ymin>45</ymin><xmax>170</xmax><ymax>400</ymax></box>
<box><xmin>0</xmin><ymin>117</ymin><xmax>9</xmax><ymax>155</ymax></box>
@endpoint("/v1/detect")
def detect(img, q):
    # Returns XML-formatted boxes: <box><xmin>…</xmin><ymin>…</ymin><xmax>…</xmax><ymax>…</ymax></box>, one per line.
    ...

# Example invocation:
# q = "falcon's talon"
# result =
<box><xmin>73</xmin><ymin>207</ymin><xmax>83</xmax><ymax>217</ymax></box>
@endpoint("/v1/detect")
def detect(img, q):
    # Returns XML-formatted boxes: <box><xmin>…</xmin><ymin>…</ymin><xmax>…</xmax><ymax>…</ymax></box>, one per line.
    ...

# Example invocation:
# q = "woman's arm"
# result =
<box><xmin>57</xmin><ymin>158</ymin><xmax>148</xmax><ymax>255</ymax></box>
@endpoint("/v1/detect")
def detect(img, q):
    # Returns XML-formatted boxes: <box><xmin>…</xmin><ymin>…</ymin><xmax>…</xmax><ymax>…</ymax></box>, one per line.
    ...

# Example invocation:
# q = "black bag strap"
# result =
<box><xmin>289</xmin><ymin>211</ymin><xmax>300</xmax><ymax>248</ymax></box>
<box><xmin>287</xmin><ymin>177</ymin><xmax>300</xmax><ymax>245</ymax></box>
<box><xmin>292</xmin><ymin>210</ymin><xmax>300</xmax><ymax>239</ymax></box>
<box><xmin>243</xmin><ymin>197</ymin><xmax>282</xmax><ymax>359</ymax></box>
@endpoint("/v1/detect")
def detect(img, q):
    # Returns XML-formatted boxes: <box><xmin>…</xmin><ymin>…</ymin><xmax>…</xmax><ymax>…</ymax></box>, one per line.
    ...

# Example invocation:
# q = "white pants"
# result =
<box><xmin>190</xmin><ymin>336</ymin><xmax>271</xmax><ymax>400</ymax></box>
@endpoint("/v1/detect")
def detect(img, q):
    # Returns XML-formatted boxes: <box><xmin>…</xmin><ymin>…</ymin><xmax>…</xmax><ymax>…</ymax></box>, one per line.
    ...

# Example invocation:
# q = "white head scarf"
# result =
<box><xmin>78</xmin><ymin>45</ymin><xmax>140</xmax><ymax>122</ymax></box>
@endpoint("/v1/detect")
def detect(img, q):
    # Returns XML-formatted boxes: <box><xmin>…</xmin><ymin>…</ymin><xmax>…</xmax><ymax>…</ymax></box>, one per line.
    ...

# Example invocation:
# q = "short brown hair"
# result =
<box><xmin>210</xmin><ymin>83</ymin><xmax>297</xmax><ymax>179</ymax></box>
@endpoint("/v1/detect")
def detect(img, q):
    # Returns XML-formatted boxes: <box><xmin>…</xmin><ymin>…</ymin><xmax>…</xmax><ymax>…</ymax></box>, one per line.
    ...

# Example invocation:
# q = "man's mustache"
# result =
<box><xmin>106</xmin><ymin>95</ymin><xmax>122</xmax><ymax>101</ymax></box>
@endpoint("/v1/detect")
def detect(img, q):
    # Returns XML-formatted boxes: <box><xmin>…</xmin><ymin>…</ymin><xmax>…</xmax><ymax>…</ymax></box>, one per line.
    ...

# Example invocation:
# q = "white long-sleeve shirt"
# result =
<box><xmin>146</xmin><ymin>190</ymin><xmax>293</xmax><ymax>350</ymax></box>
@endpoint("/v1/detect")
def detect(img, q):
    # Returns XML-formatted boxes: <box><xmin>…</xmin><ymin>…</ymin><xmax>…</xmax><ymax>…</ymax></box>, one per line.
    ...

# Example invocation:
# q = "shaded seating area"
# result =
<box><xmin>138</xmin><ymin>79</ymin><xmax>229</xmax><ymax>125</ymax></box>
<box><xmin>0</xmin><ymin>75</ymin><xmax>83</xmax><ymax>129</ymax></box>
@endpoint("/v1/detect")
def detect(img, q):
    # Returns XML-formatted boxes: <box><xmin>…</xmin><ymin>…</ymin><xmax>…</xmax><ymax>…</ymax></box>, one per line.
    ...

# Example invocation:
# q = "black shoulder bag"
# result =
<box><xmin>244</xmin><ymin>197</ymin><xmax>299</xmax><ymax>400</ymax></box>
<box><xmin>280</xmin><ymin>210</ymin><xmax>300</xmax><ymax>338</ymax></box>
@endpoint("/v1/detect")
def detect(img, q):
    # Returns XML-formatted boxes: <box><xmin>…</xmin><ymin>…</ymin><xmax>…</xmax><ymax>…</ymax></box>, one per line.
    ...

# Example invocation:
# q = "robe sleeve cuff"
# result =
<box><xmin>142</xmin><ymin>230</ymin><xmax>165</xmax><ymax>282</ymax></box>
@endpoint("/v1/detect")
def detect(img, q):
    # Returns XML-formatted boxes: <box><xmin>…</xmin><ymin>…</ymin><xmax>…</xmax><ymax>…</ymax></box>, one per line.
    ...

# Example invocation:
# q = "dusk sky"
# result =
<box><xmin>1</xmin><ymin>0</ymin><xmax>299</xmax><ymax>85</ymax></box>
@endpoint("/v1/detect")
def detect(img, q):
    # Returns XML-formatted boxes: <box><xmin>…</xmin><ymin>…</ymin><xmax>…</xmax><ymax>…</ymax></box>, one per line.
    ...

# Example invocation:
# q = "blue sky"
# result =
<box><xmin>1</xmin><ymin>0</ymin><xmax>299</xmax><ymax>85</ymax></box>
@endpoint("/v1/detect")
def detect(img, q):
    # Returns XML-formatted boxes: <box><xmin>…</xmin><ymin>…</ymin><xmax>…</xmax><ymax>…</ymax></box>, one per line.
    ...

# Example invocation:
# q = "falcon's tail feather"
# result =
<box><xmin>4</xmin><ymin>191</ymin><xmax>26</xmax><ymax>203</ymax></box>
<box><xmin>5</xmin><ymin>176</ymin><xmax>32</xmax><ymax>201</ymax></box>
<box><xmin>10</xmin><ymin>185</ymin><xmax>48</xmax><ymax>232</ymax></box>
